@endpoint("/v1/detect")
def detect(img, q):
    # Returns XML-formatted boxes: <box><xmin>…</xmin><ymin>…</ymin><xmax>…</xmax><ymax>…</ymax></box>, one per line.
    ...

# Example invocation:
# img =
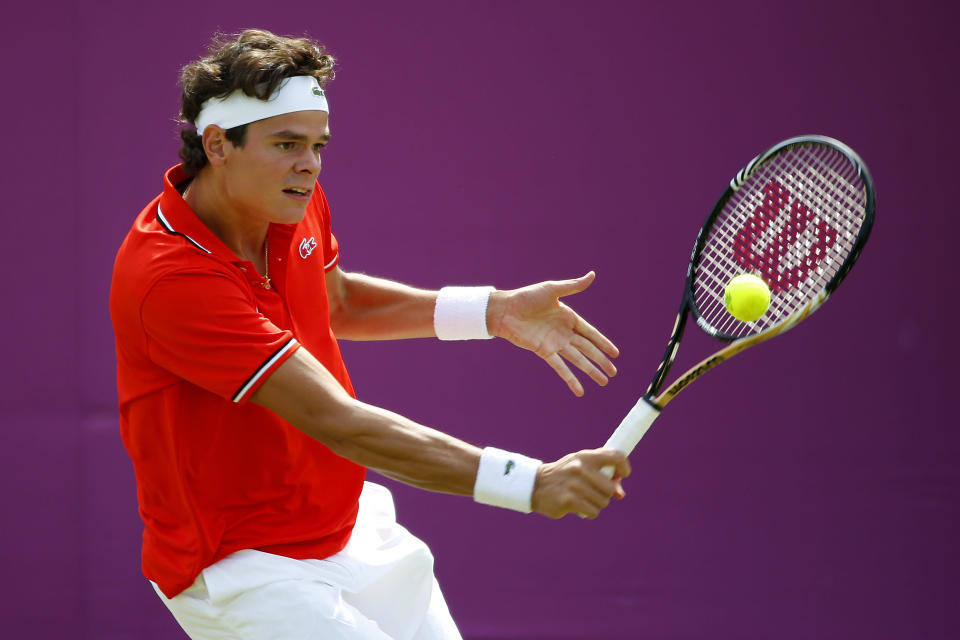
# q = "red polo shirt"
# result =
<box><xmin>110</xmin><ymin>164</ymin><xmax>366</xmax><ymax>598</ymax></box>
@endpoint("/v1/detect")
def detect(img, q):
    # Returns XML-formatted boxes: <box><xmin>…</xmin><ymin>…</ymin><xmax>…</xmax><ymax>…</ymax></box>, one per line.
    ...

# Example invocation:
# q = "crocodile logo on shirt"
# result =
<box><xmin>299</xmin><ymin>237</ymin><xmax>318</xmax><ymax>259</ymax></box>
<box><xmin>312</xmin><ymin>87</ymin><xmax>325</xmax><ymax>98</ymax></box>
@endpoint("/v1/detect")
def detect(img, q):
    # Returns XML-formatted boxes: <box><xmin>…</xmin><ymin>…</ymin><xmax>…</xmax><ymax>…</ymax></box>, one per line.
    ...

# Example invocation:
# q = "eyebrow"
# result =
<box><xmin>268</xmin><ymin>130</ymin><xmax>331</xmax><ymax>144</ymax></box>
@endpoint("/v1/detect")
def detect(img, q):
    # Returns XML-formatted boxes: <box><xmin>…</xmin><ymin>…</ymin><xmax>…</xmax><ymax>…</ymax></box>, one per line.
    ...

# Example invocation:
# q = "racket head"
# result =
<box><xmin>687</xmin><ymin>135</ymin><xmax>875</xmax><ymax>341</ymax></box>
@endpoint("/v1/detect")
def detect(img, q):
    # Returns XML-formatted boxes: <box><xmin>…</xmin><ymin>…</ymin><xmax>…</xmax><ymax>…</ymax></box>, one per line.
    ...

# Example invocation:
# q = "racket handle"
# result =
<box><xmin>601</xmin><ymin>396</ymin><xmax>661</xmax><ymax>478</ymax></box>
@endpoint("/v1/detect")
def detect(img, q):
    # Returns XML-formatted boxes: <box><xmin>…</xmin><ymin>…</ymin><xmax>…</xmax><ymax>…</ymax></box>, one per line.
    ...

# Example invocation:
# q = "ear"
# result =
<box><xmin>201</xmin><ymin>126</ymin><xmax>229</xmax><ymax>167</ymax></box>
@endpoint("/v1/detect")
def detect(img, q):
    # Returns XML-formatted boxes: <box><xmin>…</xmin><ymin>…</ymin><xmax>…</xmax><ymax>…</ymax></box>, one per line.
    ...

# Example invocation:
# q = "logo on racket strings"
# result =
<box><xmin>732</xmin><ymin>180</ymin><xmax>838</xmax><ymax>293</ymax></box>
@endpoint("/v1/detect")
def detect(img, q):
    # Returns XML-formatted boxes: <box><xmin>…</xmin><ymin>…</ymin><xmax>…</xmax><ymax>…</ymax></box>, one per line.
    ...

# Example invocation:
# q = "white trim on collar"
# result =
<box><xmin>156</xmin><ymin>204</ymin><xmax>211</xmax><ymax>254</ymax></box>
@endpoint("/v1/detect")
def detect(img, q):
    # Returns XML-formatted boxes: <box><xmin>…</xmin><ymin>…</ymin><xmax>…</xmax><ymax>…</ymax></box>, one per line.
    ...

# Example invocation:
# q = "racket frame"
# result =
<box><xmin>603</xmin><ymin>136</ymin><xmax>874</xmax><ymax>469</ymax></box>
<box><xmin>647</xmin><ymin>135</ymin><xmax>875</xmax><ymax>408</ymax></box>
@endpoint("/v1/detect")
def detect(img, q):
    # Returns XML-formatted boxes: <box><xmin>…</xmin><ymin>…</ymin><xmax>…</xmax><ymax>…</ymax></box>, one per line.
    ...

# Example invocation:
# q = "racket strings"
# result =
<box><xmin>699</xmin><ymin>162</ymin><xmax>837</xmax><ymax>333</ymax></box>
<box><xmin>693</xmin><ymin>143</ymin><xmax>867</xmax><ymax>338</ymax></box>
<box><xmin>699</xmin><ymin>147</ymin><xmax>861</xmax><ymax>332</ymax></box>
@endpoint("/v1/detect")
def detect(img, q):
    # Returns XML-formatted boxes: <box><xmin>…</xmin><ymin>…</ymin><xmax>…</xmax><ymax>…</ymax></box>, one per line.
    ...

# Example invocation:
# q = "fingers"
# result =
<box><xmin>580</xmin><ymin>448</ymin><xmax>631</xmax><ymax>484</ymax></box>
<box><xmin>565</xmin><ymin>474</ymin><xmax>619</xmax><ymax>519</ymax></box>
<box><xmin>570</xmin><ymin>334</ymin><xmax>617</xmax><ymax>373</ymax></box>
<box><xmin>551</xmin><ymin>272</ymin><xmax>618</xmax><ymax>358</ymax></box>
<box><xmin>510</xmin><ymin>270</ymin><xmax>620</xmax><ymax>395</ymax></box>
<box><xmin>569</xmin><ymin>491</ymin><xmax>611</xmax><ymax>519</ymax></box>
<box><xmin>548</xmin><ymin>335</ymin><xmax>617</xmax><ymax>395</ymax></box>
<box><xmin>571</xmin><ymin>311</ymin><xmax>620</xmax><ymax>359</ymax></box>
<box><xmin>550</xmin><ymin>271</ymin><xmax>596</xmax><ymax>298</ymax></box>
<box><xmin>569</xmin><ymin>334</ymin><xmax>617</xmax><ymax>378</ymax></box>
<box><xmin>560</xmin><ymin>344</ymin><xmax>609</xmax><ymax>388</ymax></box>
<box><xmin>613</xmin><ymin>479</ymin><xmax>626</xmax><ymax>500</ymax></box>
<box><xmin>545</xmin><ymin>353</ymin><xmax>585</xmax><ymax>397</ymax></box>
<box><xmin>575</xmin><ymin>452</ymin><xmax>630</xmax><ymax>516</ymax></box>
<box><xmin>608</xmin><ymin>451</ymin><xmax>632</xmax><ymax>481</ymax></box>
<box><xmin>541</xmin><ymin>478</ymin><xmax>614</xmax><ymax>520</ymax></box>
<box><xmin>532</xmin><ymin>450</ymin><xmax>631</xmax><ymax>519</ymax></box>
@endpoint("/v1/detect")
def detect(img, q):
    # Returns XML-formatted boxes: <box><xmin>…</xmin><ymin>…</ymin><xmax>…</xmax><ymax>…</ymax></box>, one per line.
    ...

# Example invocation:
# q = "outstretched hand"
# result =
<box><xmin>486</xmin><ymin>271</ymin><xmax>619</xmax><ymax>396</ymax></box>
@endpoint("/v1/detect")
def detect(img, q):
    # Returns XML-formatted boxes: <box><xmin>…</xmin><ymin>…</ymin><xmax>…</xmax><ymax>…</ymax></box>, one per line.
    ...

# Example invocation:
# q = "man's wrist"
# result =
<box><xmin>434</xmin><ymin>286</ymin><xmax>496</xmax><ymax>340</ymax></box>
<box><xmin>473</xmin><ymin>446</ymin><xmax>542</xmax><ymax>513</ymax></box>
<box><xmin>484</xmin><ymin>290</ymin><xmax>507</xmax><ymax>339</ymax></box>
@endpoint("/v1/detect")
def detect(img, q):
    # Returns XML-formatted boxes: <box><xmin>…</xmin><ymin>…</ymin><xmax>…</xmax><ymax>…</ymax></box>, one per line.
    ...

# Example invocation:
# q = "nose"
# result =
<box><xmin>296</xmin><ymin>149</ymin><xmax>322</xmax><ymax>175</ymax></box>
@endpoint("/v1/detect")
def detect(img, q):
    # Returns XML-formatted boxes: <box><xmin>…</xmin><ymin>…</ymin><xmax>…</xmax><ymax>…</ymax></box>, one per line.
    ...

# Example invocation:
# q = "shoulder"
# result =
<box><xmin>111</xmin><ymin>201</ymin><xmax>246</xmax><ymax>324</ymax></box>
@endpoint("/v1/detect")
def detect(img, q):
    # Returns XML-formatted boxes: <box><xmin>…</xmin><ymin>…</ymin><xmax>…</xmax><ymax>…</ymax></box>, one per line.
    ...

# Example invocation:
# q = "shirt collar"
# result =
<box><xmin>157</xmin><ymin>164</ymin><xmax>295</xmax><ymax>264</ymax></box>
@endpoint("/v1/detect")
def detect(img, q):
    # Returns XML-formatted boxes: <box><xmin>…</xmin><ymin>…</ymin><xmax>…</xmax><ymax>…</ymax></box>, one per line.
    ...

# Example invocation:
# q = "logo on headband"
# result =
<box><xmin>312</xmin><ymin>87</ymin><xmax>325</xmax><ymax>98</ymax></box>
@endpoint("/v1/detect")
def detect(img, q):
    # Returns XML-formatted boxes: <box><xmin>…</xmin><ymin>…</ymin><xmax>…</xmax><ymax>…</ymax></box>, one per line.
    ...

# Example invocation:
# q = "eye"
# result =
<box><xmin>313</xmin><ymin>143</ymin><xmax>326</xmax><ymax>153</ymax></box>
<box><xmin>276</xmin><ymin>142</ymin><xmax>296</xmax><ymax>151</ymax></box>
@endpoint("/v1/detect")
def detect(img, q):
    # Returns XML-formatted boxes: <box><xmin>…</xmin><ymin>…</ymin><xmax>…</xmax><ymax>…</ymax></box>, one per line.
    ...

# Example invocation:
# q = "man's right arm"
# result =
<box><xmin>251</xmin><ymin>347</ymin><xmax>630</xmax><ymax>519</ymax></box>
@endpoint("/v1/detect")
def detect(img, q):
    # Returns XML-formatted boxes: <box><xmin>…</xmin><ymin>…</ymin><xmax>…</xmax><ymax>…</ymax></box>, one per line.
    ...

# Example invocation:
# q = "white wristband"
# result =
<box><xmin>473</xmin><ymin>447</ymin><xmax>542</xmax><ymax>513</ymax></box>
<box><xmin>434</xmin><ymin>286</ymin><xmax>496</xmax><ymax>340</ymax></box>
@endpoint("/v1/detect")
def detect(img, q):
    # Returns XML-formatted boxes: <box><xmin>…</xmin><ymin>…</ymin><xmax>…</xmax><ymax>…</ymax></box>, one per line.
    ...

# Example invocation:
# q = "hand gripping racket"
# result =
<box><xmin>603</xmin><ymin>135</ymin><xmax>875</xmax><ymax>472</ymax></box>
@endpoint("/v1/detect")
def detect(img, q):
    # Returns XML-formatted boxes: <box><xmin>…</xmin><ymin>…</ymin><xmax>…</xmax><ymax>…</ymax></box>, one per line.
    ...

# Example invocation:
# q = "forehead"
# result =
<box><xmin>250</xmin><ymin>110</ymin><xmax>330</xmax><ymax>138</ymax></box>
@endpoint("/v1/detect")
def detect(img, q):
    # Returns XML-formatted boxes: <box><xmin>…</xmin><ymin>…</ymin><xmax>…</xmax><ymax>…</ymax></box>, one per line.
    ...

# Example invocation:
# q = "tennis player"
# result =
<box><xmin>110</xmin><ymin>29</ymin><xmax>629</xmax><ymax>640</ymax></box>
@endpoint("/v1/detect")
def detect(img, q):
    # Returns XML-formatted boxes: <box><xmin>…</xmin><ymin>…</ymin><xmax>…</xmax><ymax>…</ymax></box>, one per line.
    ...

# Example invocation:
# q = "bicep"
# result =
<box><xmin>324</xmin><ymin>269</ymin><xmax>437</xmax><ymax>340</ymax></box>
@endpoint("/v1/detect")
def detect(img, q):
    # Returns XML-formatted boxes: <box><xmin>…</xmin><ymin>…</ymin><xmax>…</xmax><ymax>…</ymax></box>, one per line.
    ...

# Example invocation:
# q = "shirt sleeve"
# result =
<box><xmin>140</xmin><ymin>269</ymin><xmax>300</xmax><ymax>404</ymax></box>
<box><xmin>312</xmin><ymin>184</ymin><xmax>340</xmax><ymax>272</ymax></box>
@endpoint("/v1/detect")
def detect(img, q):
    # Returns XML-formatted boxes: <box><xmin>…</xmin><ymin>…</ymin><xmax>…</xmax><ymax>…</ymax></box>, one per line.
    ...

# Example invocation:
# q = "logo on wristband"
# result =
<box><xmin>504</xmin><ymin>460</ymin><xmax>515</xmax><ymax>476</ymax></box>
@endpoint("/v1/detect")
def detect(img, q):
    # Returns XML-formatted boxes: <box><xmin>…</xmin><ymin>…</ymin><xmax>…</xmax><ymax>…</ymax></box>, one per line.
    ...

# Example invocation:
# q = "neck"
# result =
<box><xmin>183</xmin><ymin>168</ymin><xmax>269</xmax><ymax>264</ymax></box>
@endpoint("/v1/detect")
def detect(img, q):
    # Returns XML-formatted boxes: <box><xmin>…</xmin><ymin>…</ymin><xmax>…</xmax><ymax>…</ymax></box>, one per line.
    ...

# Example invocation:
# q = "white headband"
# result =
<box><xmin>194</xmin><ymin>75</ymin><xmax>329</xmax><ymax>136</ymax></box>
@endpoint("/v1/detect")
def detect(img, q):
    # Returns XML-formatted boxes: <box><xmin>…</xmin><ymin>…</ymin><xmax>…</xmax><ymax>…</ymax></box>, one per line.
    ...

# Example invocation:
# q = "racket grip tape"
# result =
<box><xmin>600</xmin><ymin>396</ymin><xmax>661</xmax><ymax>478</ymax></box>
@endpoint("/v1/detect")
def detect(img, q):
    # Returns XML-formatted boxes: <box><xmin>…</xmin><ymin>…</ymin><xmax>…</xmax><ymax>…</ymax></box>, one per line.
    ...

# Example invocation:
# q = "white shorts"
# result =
<box><xmin>152</xmin><ymin>482</ymin><xmax>462</xmax><ymax>640</ymax></box>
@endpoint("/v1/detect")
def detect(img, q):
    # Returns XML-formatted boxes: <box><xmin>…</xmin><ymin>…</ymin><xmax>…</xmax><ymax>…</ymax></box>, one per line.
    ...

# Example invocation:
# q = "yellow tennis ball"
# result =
<box><xmin>724</xmin><ymin>274</ymin><xmax>771</xmax><ymax>322</ymax></box>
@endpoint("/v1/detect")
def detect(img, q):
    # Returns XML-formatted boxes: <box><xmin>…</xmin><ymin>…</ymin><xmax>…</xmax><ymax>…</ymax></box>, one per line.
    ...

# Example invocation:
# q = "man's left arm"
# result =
<box><xmin>326</xmin><ymin>267</ymin><xmax>618</xmax><ymax>396</ymax></box>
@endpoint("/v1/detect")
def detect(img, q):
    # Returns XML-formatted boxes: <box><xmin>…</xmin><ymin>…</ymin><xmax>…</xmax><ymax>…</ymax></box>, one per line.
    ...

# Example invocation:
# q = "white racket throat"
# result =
<box><xmin>601</xmin><ymin>397</ymin><xmax>661</xmax><ymax>477</ymax></box>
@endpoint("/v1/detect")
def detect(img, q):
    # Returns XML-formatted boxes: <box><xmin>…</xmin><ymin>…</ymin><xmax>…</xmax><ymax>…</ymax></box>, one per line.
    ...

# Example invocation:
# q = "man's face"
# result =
<box><xmin>220</xmin><ymin>110</ymin><xmax>331</xmax><ymax>225</ymax></box>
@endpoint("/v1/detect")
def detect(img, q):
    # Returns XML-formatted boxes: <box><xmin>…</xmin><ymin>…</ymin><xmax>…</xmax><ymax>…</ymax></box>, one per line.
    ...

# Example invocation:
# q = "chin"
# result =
<box><xmin>275</xmin><ymin>204</ymin><xmax>310</xmax><ymax>225</ymax></box>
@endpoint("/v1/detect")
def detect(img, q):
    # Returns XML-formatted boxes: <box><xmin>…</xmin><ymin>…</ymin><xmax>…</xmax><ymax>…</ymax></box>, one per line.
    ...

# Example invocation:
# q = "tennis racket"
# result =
<box><xmin>602</xmin><ymin>135</ymin><xmax>875</xmax><ymax>471</ymax></box>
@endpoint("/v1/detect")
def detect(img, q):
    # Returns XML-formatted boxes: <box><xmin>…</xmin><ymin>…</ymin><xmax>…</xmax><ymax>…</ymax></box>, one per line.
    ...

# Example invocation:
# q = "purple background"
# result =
<box><xmin>2</xmin><ymin>1</ymin><xmax>957</xmax><ymax>638</ymax></box>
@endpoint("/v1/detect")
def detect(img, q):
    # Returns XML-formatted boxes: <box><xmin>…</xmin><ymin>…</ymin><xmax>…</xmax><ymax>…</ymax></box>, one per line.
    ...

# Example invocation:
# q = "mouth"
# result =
<box><xmin>282</xmin><ymin>186</ymin><xmax>312</xmax><ymax>199</ymax></box>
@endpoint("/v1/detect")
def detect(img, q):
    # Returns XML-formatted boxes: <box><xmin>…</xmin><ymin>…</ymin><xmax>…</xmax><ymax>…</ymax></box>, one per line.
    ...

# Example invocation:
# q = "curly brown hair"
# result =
<box><xmin>177</xmin><ymin>29</ymin><xmax>336</xmax><ymax>176</ymax></box>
